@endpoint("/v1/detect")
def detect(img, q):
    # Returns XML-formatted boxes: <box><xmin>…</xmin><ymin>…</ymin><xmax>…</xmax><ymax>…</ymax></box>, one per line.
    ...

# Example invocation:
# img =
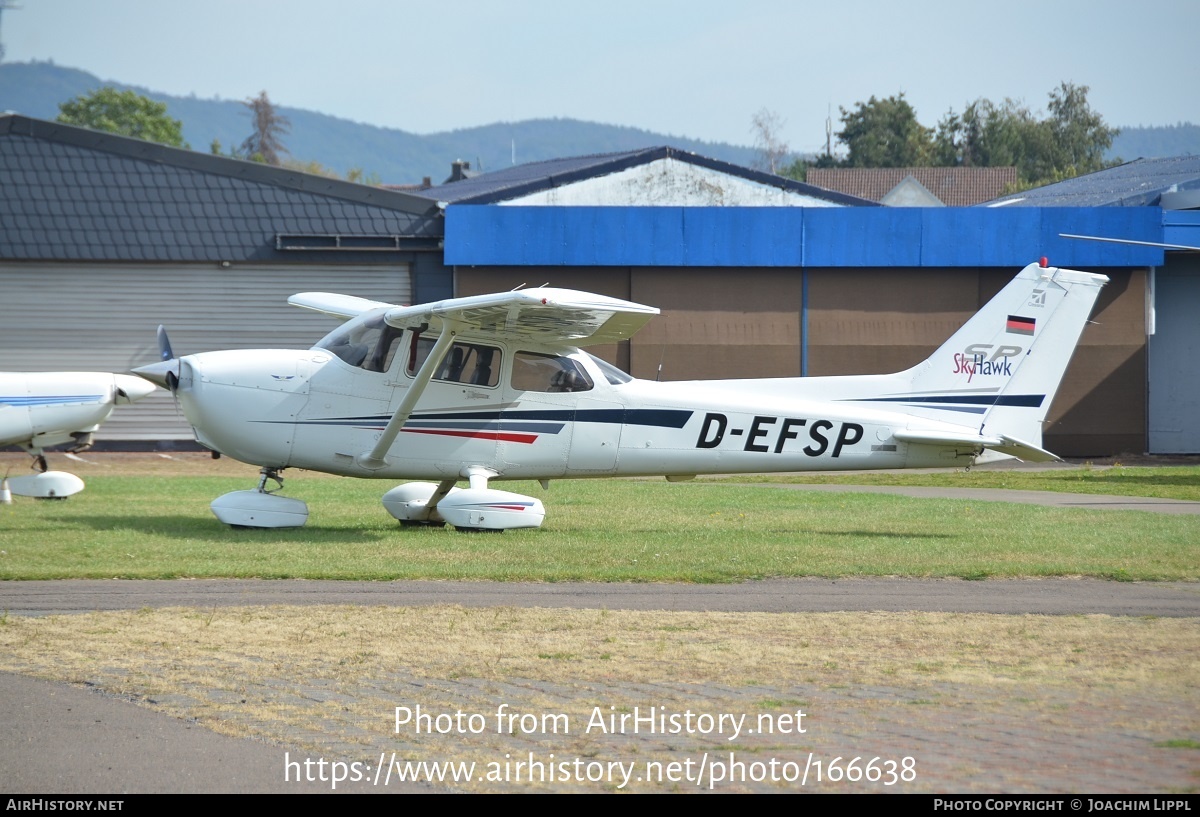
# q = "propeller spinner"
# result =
<box><xmin>132</xmin><ymin>325</ymin><xmax>181</xmax><ymax>391</ymax></box>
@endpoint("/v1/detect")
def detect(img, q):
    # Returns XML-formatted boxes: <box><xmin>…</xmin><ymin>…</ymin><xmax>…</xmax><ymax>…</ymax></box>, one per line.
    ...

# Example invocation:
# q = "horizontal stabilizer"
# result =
<box><xmin>990</xmin><ymin>434</ymin><xmax>1061</xmax><ymax>463</ymax></box>
<box><xmin>894</xmin><ymin>430</ymin><xmax>1060</xmax><ymax>463</ymax></box>
<box><xmin>894</xmin><ymin>429</ymin><xmax>1001</xmax><ymax>449</ymax></box>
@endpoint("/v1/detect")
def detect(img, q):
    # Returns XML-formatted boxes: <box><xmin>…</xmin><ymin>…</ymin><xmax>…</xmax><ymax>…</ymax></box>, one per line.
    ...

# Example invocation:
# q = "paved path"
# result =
<box><xmin>2</xmin><ymin>576</ymin><xmax>1199</xmax><ymax>617</ymax></box>
<box><xmin>0</xmin><ymin>672</ymin><xmax>414</xmax><ymax>794</ymax></box>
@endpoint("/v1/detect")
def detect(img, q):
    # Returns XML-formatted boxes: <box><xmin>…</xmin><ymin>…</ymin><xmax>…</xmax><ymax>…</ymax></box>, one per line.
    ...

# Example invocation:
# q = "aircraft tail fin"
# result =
<box><xmin>894</xmin><ymin>261</ymin><xmax>1108</xmax><ymax>450</ymax></box>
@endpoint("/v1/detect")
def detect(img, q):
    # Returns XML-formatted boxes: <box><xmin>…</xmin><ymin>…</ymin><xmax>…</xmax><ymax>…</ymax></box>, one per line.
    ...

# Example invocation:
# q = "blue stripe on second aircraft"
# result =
<box><xmin>0</xmin><ymin>394</ymin><xmax>105</xmax><ymax>407</ymax></box>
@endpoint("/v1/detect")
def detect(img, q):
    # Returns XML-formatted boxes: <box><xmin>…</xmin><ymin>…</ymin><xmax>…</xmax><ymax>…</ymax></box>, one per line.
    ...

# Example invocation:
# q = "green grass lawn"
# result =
<box><xmin>1</xmin><ymin>472</ymin><xmax>1195</xmax><ymax>581</ymax></box>
<box><xmin>722</xmin><ymin>464</ymin><xmax>1200</xmax><ymax>501</ymax></box>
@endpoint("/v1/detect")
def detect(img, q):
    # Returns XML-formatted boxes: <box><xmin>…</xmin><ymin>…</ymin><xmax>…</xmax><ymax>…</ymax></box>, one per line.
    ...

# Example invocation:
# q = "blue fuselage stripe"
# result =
<box><xmin>0</xmin><ymin>394</ymin><xmax>105</xmax><ymax>407</ymax></box>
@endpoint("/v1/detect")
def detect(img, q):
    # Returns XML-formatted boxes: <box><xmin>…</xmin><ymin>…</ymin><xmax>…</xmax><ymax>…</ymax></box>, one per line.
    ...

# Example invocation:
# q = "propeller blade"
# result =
<box><xmin>157</xmin><ymin>325</ymin><xmax>174</xmax><ymax>361</ymax></box>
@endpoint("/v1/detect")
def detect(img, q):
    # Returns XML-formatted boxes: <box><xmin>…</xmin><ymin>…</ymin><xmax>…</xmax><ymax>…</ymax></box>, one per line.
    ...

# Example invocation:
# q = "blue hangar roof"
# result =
<box><xmin>444</xmin><ymin>205</ymin><xmax>1164</xmax><ymax>268</ymax></box>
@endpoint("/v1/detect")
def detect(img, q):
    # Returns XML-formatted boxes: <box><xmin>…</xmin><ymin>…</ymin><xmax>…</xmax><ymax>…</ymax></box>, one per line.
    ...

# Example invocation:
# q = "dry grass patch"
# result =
<box><xmin>4</xmin><ymin>606</ymin><xmax>1194</xmax><ymax>691</ymax></box>
<box><xmin>1</xmin><ymin>606</ymin><xmax>1196</xmax><ymax>791</ymax></box>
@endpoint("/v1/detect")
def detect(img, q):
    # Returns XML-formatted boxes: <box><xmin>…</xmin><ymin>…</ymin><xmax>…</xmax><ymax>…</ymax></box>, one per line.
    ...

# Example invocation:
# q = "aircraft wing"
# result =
<box><xmin>1059</xmin><ymin>233</ymin><xmax>1200</xmax><ymax>252</ymax></box>
<box><xmin>380</xmin><ymin>287</ymin><xmax>660</xmax><ymax>347</ymax></box>
<box><xmin>288</xmin><ymin>292</ymin><xmax>397</xmax><ymax>319</ymax></box>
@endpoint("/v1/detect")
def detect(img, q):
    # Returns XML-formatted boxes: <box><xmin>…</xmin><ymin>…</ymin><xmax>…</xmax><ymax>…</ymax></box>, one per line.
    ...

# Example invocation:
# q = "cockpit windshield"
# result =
<box><xmin>587</xmin><ymin>353</ymin><xmax>633</xmax><ymax>385</ymax></box>
<box><xmin>315</xmin><ymin>310</ymin><xmax>405</xmax><ymax>373</ymax></box>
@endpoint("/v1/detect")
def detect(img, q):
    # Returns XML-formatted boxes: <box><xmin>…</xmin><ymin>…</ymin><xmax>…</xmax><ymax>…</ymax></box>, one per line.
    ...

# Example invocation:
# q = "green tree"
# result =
<box><xmin>1045</xmin><ymin>81</ymin><xmax>1118</xmax><ymax>177</ymax></box>
<box><xmin>836</xmin><ymin>93</ymin><xmax>932</xmax><ymax>167</ymax></box>
<box><xmin>778</xmin><ymin>152</ymin><xmax>838</xmax><ymax>184</ymax></box>
<box><xmin>239</xmin><ymin>91</ymin><xmax>290</xmax><ymax>165</ymax></box>
<box><xmin>936</xmin><ymin>97</ymin><xmax>1042</xmax><ymax>170</ymax></box>
<box><xmin>933</xmin><ymin>83</ymin><xmax>1118</xmax><ymax>189</ymax></box>
<box><xmin>57</xmin><ymin>87</ymin><xmax>186</xmax><ymax>147</ymax></box>
<box><xmin>346</xmin><ymin>167</ymin><xmax>382</xmax><ymax>185</ymax></box>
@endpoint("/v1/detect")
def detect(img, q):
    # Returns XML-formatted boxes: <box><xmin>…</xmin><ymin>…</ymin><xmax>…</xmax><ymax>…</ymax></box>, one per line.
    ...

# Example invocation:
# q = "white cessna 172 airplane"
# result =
<box><xmin>0</xmin><ymin>371</ymin><xmax>157</xmax><ymax>497</ymax></box>
<box><xmin>133</xmin><ymin>259</ymin><xmax>1107</xmax><ymax>530</ymax></box>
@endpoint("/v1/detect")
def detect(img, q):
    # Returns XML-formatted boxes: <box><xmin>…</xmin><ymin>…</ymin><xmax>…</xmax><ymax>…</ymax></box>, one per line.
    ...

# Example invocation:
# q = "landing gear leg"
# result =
<box><xmin>256</xmin><ymin>467</ymin><xmax>285</xmax><ymax>494</ymax></box>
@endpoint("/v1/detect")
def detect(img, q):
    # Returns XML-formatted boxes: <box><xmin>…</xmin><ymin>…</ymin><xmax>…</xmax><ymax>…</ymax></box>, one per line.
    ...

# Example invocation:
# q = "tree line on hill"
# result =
<box><xmin>0</xmin><ymin>61</ymin><xmax>761</xmax><ymax>183</ymax></box>
<box><xmin>7</xmin><ymin>62</ymin><xmax>1191</xmax><ymax>193</ymax></box>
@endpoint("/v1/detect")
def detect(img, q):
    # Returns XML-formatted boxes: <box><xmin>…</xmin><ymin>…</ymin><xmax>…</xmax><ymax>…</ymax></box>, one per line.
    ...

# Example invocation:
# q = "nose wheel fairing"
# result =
<box><xmin>210</xmin><ymin>467</ymin><xmax>309</xmax><ymax>528</ymax></box>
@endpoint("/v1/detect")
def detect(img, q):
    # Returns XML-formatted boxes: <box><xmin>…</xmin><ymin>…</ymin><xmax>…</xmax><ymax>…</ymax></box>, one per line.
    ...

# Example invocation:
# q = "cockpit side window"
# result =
<box><xmin>511</xmin><ymin>352</ymin><xmax>595</xmax><ymax>393</ymax></box>
<box><xmin>408</xmin><ymin>337</ymin><xmax>502</xmax><ymax>387</ymax></box>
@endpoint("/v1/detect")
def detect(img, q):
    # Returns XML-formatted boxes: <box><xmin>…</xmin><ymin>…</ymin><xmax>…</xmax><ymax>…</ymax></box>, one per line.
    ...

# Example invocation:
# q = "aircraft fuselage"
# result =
<box><xmin>0</xmin><ymin>372</ymin><xmax>154</xmax><ymax>452</ymax></box>
<box><xmin>174</xmin><ymin>342</ymin><xmax>979</xmax><ymax>482</ymax></box>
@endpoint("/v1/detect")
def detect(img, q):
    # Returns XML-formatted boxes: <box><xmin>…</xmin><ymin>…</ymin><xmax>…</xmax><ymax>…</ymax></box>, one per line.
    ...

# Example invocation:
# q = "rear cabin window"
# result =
<box><xmin>408</xmin><ymin>337</ymin><xmax>502</xmax><ymax>387</ymax></box>
<box><xmin>511</xmin><ymin>352</ymin><xmax>594</xmax><ymax>393</ymax></box>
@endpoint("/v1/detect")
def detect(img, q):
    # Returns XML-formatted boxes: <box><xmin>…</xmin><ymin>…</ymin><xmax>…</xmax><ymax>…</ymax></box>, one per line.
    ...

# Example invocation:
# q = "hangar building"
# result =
<box><xmin>411</xmin><ymin>149</ymin><xmax>1193</xmax><ymax>457</ymax></box>
<box><xmin>2</xmin><ymin>116</ymin><xmax>1195</xmax><ymax>457</ymax></box>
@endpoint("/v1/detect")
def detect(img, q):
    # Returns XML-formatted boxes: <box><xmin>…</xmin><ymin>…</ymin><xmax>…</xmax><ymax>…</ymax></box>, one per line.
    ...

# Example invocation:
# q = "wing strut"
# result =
<box><xmin>356</xmin><ymin>323</ymin><xmax>459</xmax><ymax>471</ymax></box>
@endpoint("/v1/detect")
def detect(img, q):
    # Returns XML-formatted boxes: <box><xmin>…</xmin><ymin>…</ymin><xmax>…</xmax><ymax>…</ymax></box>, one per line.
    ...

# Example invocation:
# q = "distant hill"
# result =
<box><xmin>2</xmin><ymin>61</ymin><xmax>1194</xmax><ymax>183</ymax></box>
<box><xmin>1110</xmin><ymin>123</ymin><xmax>1199</xmax><ymax>161</ymax></box>
<box><xmin>0</xmin><ymin>61</ymin><xmax>759</xmax><ymax>183</ymax></box>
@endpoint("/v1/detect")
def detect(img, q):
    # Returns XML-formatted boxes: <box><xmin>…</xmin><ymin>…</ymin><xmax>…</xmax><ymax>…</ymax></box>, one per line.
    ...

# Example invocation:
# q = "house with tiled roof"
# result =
<box><xmin>806</xmin><ymin>166</ymin><xmax>1018</xmax><ymax>206</ymax></box>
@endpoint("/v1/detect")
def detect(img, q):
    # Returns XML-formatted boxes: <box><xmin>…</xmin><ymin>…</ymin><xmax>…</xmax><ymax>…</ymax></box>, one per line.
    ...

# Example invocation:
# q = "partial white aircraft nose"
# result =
<box><xmin>114</xmin><ymin>373</ymin><xmax>158</xmax><ymax>403</ymax></box>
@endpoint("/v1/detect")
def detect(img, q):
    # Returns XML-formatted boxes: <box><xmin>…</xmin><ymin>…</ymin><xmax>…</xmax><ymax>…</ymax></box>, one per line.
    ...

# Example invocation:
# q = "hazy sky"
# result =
<box><xmin>6</xmin><ymin>0</ymin><xmax>1197</xmax><ymax>154</ymax></box>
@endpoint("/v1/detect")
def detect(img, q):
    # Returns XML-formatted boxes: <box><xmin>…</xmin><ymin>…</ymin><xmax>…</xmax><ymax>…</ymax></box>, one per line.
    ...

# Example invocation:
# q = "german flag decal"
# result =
<box><xmin>1007</xmin><ymin>315</ymin><xmax>1036</xmax><ymax>336</ymax></box>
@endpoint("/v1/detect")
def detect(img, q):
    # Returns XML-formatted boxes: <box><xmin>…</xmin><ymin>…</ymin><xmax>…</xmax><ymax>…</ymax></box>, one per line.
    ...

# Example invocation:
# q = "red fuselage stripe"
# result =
<box><xmin>401</xmin><ymin>428</ymin><xmax>539</xmax><ymax>444</ymax></box>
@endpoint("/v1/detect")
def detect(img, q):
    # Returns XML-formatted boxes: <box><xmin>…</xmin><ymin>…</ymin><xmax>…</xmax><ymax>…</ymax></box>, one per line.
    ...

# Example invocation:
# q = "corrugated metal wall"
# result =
<box><xmin>629</xmin><ymin>268</ymin><xmax>803</xmax><ymax>380</ymax></box>
<box><xmin>0</xmin><ymin>262</ymin><xmax>410</xmax><ymax>441</ymax></box>
<box><xmin>1149</xmin><ymin>257</ymin><xmax>1200</xmax><ymax>453</ymax></box>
